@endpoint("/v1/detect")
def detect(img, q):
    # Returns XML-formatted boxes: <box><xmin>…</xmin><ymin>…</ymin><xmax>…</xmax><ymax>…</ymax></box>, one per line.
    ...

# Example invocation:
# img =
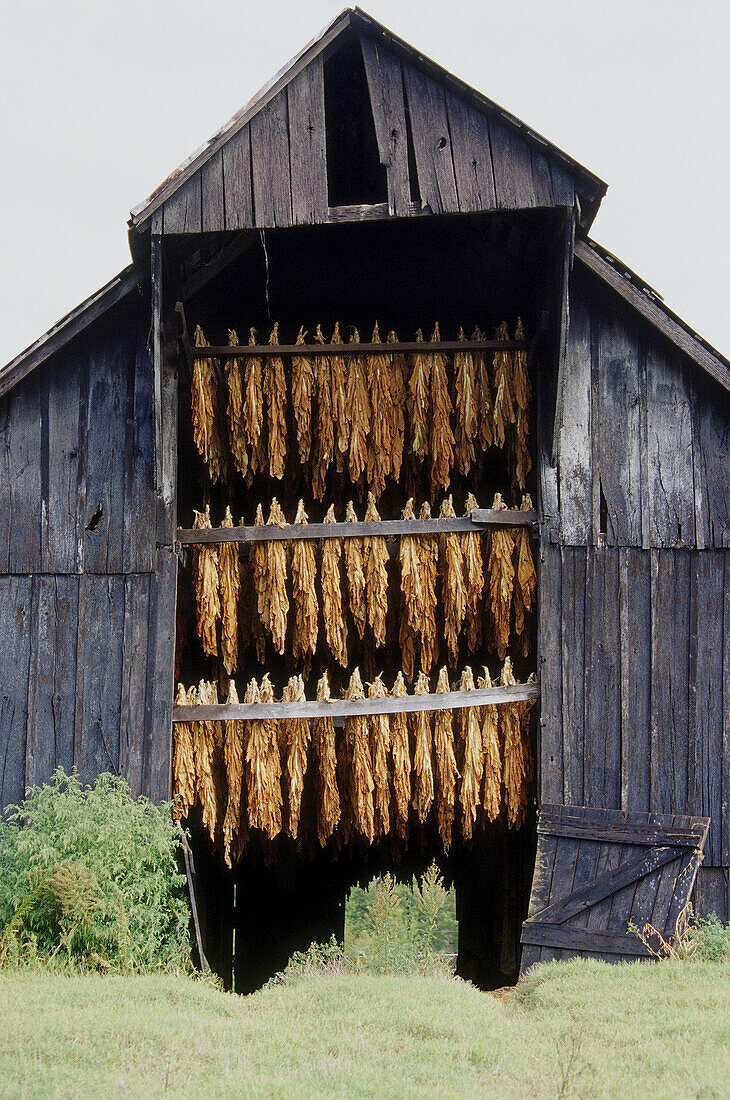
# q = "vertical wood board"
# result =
<box><xmin>401</xmin><ymin>63</ymin><xmax>459</xmax><ymax>214</ymax></box>
<box><xmin>360</xmin><ymin>36</ymin><xmax>411</xmax><ymax>215</ymax></box>
<box><xmin>287</xmin><ymin>56</ymin><xmax>328</xmax><ymax>225</ymax></box>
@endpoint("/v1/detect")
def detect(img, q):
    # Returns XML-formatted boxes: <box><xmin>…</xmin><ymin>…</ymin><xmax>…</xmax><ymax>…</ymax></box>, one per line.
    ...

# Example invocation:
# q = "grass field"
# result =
<box><xmin>1</xmin><ymin>958</ymin><xmax>728</xmax><ymax>1099</ymax></box>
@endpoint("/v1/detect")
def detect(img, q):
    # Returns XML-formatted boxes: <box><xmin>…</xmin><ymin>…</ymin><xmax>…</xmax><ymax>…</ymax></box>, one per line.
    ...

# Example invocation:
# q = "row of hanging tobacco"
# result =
<box><xmin>191</xmin><ymin>319</ymin><xmax>531</xmax><ymax>498</ymax></box>
<box><xmin>185</xmin><ymin>490</ymin><xmax>537</xmax><ymax>683</ymax></box>
<box><xmin>172</xmin><ymin>659</ymin><xmax>536</xmax><ymax>869</ymax></box>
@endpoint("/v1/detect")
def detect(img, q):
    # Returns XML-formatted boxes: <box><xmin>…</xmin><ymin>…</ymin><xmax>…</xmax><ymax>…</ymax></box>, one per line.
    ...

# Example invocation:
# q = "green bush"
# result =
<box><xmin>689</xmin><ymin>915</ymin><xmax>730</xmax><ymax>962</ymax></box>
<box><xmin>0</xmin><ymin>769</ymin><xmax>191</xmax><ymax>972</ymax></box>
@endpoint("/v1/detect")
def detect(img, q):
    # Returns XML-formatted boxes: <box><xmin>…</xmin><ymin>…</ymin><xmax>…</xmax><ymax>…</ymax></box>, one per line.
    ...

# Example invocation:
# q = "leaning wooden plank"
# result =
<box><xmin>222</xmin><ymin>124</ymin><xmax>254</xmax><ymax>230</ymax></box>
<box><xmin>173</xmin><ymin>681</ymin><xmax>540</xmax><ymax>723</ymax></box>
<box><xmin>443</xmin><ymin>89</ymin><xmax>497</xmax><ymax>213</ymax></box>
<box><xmin>360</xmin><ymin>35</ymin><xmax>410</xmax><ymax>215</ymax></box>
<box><xmin>287</xmin><ymin>55</ymin><xmax>328</xmax><ymax>225</ymax></box>
<box><xmin>250</xmin><ymin>92</ymin><xmax>292</xmax><ymax>227</ymax></box>
<box><xmin>163</xmin><ymin>172</ymin><xmax>202</xmax><ymax>233</ymax></box>
<box><xmin>401</xmin><ymin>62</ymin><xmax>459</xmax><ymax>214</ymax></box>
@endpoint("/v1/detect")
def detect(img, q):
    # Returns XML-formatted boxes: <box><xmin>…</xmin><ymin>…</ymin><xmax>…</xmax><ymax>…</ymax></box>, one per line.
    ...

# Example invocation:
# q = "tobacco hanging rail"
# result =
<box><xmin>176</xmin><ymin>509</ymin><xmax>538</xmax><ymax>546</ymax></box>
<box><xmin>172</xmin><ymin>680</ymin><xmax>540</xmax><ymax>724</ymax></box>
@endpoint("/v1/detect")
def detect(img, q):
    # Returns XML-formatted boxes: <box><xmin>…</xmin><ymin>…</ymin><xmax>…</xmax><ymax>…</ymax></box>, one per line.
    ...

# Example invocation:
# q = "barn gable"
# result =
<box><xmin>128</xmin><ymin>8</ymin><xmax>606</xmax><ymax>237</ymax></box>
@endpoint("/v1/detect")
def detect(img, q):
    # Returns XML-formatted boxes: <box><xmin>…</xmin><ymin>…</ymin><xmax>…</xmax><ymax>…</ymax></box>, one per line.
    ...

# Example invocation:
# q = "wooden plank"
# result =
<box><xmin>489</xmin><ymin>116</ymin><xmax>537</xmax><ymax>209</ymax></box>
<box><xmin>595</xmin><ymin>306</ymin><xmax>643</xmax><ymax>545</ymax></box>
<box><xmin>521</xmin><ymin>923</ymin><xmax>650</xmax><ymax>957</ymax></box>
<box><xmin>537</xmin><ymin>805</ymin><xmax>708</xmax><ymax>835</ymax></box>
<box><xmin>119</xmin><ymin>574</ymin><xmax>151</xmax><ymax>799</ymax></box>
<box><xmin>628</xmin><ymin>814</ymin><xmax>674</xmax><ymax>933</ymax></box>
<box><xmin>537</xmin><ymin>542</ymin><xmax>563</xmax><ymax>804</ymax></box>
<box><xmin>552</xmin><ymin>209</ymin><xmax>576</xmax><ymax>465</ymax></box>
<box><xmin>693</xmin><ymin>867</ymin><xmax>729</xmax><ymax>923</ymax></box>
<box><xmin>75</xmin><ymin>575</ymin><xmax>124</xmax><ymax>783</ymax></box>
<box><xmin>691</xmin><ymin>552</ymin><xmax>724</xmax><ymax>864</ymax></box>
<box><xmin>4</xmin><ymin>381</ymin><xmax>42</xmax><ymax>573</ymax></box>
<box><xmin>144</xmin><ymin>551</ymin><xmax>177</xmax><ymax>803</ymax></box>
<box><xmin>200</xmin><ymin>150</ymin><xmax>225</xmax><ymax>232</ymax></box>
<box><xmin>174</xmin><ymin>682</ymin><xmax>540</xmax><ymax>724</ymax></box>
<box><xmin>43</xmin><ymin>351</ymin><xmax>84</xmax><ymax>572</ymax></box>
<box><xmin>287</xmin><ymin>55</ymin><xmax>328</xmax><ymax>225</ymax></box>
<box><xmin>561</xmin><ymin>547</ymin><xmax>586</xmax><ymax>806</ymax></box>
<box><xmin>197</xmin><ymin>338</ymin><xmax>531</xmax><ymax>357</ymax></box>
<box><xmin>401</xmin><ymin>62</ymin><xmax>459</xmax><ymax>214</ymax></box>
<box><xmin>691</xmin><ymin>378</ymin><xmax>730</xmax><ymax>549</ymax></box>
<box><xmin>585</xmin><ymin>548</ymin><xmax>621</xmax><ymax>809</ymax></box>
<box><xmin>123</xmin><ymin>289</ymin><xmax>156</xmax><ymax>573</ymax></box>
<box><xmin>650</xmin><ymin>551</ymin><xmax>691</xmax><ymax>816</ymax></box>
<box><xmin>530</xmin><ymin>846</ymin><xmax>681</xmax><ymax>926</ymax></box>
<box><xmin>162</xmin><ymin>172</ymin><xmax>202</xmax><ymax>233</ymax></box>
<box><xmin>529</xmin><ymin>147</ymin><xmax>556</xmax><ymax>207</ymax></box>
<box><xmin>221</xmin><ymin>125</ymin><xmax>253</xmax><ymax>231</ymax></box>
<box><xmin>443</xmin><ymin>89</ymin><xmax>497</xmax><ymax>213</ymax></box>
<box><xmin>360</xmin><ymin>36</ymin><xmax>411</xmax><ymax>216</ymax></box>
<box><xmin>538</xmin><ymin>819</ymin><xmax>707</xmax><ymax>848</ymax></box>
<box><xmin>520</xmin><ymin>831</ymin><xmax>559</xmax><ymax>972</ymax></box>
<box><xmin>575</xmin><ymin>240</ymin><xmax>730</xmax><ymax>396</ymax></box>
<box><xmin>619</xmin><ymin>549</ymin><xmax>651</xmax><ymax>812</ymax></box>
<box><xmin>723</xmin><ymin>555</ymin><xmax>730</xmax><ymax>868</ymax></box>
<box><xmin>0</xmin><ymin>576</ymin><xmax>32</xmax><ymax>808</ymax></box>
<box><xmin>557</xmin><ymin>276</ymin><xmax>592</xmax><ymax>544</ymax></box>
<box><xmin>176</xmin><ymin>510</ymin><xmax>536</xmax><ymax>545</ymax></box>
<box><xmin>250</xmin><ymin>92</ymin><xmax>292</xmax><ymax>228</ymax></box>
<box><xmin>548</xmin><ymin>161</ymin><xmax>575</xmax><ymax>206</ymax></box>
<box><xmin>646</xmin><ymin>340</ymin><xmax>694</xmax><ymax>547</ymax></box>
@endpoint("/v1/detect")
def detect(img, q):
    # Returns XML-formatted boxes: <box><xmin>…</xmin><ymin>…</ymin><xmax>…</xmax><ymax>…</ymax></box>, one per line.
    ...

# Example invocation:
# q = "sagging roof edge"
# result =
<box><xmin>0</xmin><ymin>265</ymin><xmax>145</xmax><ymax>401</ymax></box>
<box><xmin>128</xmin><ymin>6</ymin><xmax>608</xmax><ymax>234</ymax></box>
<box><xmin>575</xmin><ymin>238</ymin><xmax>730</xmax><ymax>396</ymax></box>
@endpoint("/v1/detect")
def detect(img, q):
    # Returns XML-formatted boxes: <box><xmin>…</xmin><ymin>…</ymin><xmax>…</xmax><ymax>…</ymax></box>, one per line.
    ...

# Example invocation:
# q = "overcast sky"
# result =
<box><xmin>2</xmin><ymin>0</ymin><xmax>728</xmax><ymax>367</ymax></box>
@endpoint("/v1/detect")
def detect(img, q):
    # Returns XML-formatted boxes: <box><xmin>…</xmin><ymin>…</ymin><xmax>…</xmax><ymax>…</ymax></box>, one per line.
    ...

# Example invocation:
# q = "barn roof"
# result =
<box><xmin>128</xmin><ymin>7</ymin><xmax>608</xmax><ymax>234</ymax></box>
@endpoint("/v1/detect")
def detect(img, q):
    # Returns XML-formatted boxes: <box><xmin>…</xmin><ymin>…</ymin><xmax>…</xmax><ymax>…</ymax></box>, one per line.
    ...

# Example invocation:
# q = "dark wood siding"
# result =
<box><xmin>0</xmin><ymin>290</ymin><xmax>174</xmax><ymax>809</ymax></box>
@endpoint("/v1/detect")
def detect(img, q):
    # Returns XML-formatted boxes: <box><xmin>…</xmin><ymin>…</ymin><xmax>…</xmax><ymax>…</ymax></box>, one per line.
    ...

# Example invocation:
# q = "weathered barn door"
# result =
<box><xmin>520</xmin><ymin>805</ymin><xmax>709</xmax><ymax>971</ymax></box>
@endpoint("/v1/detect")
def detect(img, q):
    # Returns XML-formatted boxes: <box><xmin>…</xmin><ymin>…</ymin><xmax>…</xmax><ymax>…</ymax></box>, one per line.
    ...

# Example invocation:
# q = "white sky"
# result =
<box><xmin>1</xmin><ymin>0</ymin><xmax>728</xmax><ymax>367</ymax></box>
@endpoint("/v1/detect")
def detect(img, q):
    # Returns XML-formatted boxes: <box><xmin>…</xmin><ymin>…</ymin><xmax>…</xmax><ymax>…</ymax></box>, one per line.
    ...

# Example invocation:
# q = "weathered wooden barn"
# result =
<box><xmin>1</xmin><ymin>9</ymin><xmax>727</xmax><ymax>988</ymax></box>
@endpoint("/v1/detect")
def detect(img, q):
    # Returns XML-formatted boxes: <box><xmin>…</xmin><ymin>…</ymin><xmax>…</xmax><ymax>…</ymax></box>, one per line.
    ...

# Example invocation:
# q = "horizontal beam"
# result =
<box><xmin>520</xmin><ymin>923</ymin><xmax>651</xmax><ymax>957</ymax></box>
<box><xmin>176</xmin><ymin>510</ymin><xmax>538</xmax><ymax>546</ymax></box>
<box><xmin>173</xmin><ymin>681</ymin><xmax>539</xmax><ymax>723</ymax></box>
<box><xmin>193</xmin><ymin>339</ymin><xmax>531</xmax><ymax>358</ymax></box>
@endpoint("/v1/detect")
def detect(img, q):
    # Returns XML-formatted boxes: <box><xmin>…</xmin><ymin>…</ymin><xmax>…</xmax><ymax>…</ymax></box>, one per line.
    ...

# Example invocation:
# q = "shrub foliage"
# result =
<box><xmin>0</xmin><ymin>769</ymin><xmax>191</xmax><ymax>971</ymax></box>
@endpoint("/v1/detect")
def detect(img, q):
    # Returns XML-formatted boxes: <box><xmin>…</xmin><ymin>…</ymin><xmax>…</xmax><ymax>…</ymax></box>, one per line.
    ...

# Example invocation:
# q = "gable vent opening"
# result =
<box><xmin>324</xmin><ymin>40</ymin><xmax>388</xmax><ymax>209</ymax></box>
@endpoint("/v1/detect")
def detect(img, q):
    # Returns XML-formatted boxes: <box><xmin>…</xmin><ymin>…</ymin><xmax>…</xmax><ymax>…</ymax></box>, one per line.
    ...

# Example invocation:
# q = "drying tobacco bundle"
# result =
<box><xmin>291</xmin><ymin>326</ymin><xmax>314</xmax><ymax>465</ymax></box>
<box><xmin>320</xmin><ymin>505</ymin><xmax>348</xmax><ymax>667</ymax></box>
<box><xmin>477</xmin><ymin>666</ymin><xmax>501</xmax><ymax>822</ymax></box>
<box><xmin>246</xmin><ymin>674</ymin><xmax>283</xmax><ymax>840</ymax></box>
<box><xmin>344</xmin><ymin>500</ymin><xmax>367</xmax><ymax>640</ymax></box>
<box><xmin>487</xmin><ymin>493</ymin><xmax>515</xmax><ymax>659</ymax></box>
<box><xmin>439</xmin><ymin>496</ymin><xmax>467</xmax><ymax>668</ymax></box>
<box><xmin>387</xmin><ymin>330</ymin><xmax>407</xmax><ymax>483</ymax></box>
<box><xmin>454</xmin><ymin>327</ymin><xmax>478</xmax><ymax>476</ymax></box>
<box><xmin>222</xmin><ymin>678</ymin><xmax>246</xmax><ymax>868</ymax></box>
<box><xmin>196</xmin><ymin>679</ymin><xmax>222</xmax><ymax>845</ymax></box>
<box><xmin>500</xmin><ymin>658</ymin><xmax>529</xmax><ymax>829</ymax></box>
<box><xmin>390</xmin><ymin>672</ymin><xmax>411</xmax><ymax>840</ymax></box>
<box><xmin>411</xmin><ymin>671</ymin><xmax>434</xmax><ymax>824</ymax></box>
<box><xmin>474</xmin><ymin>327</ymin><xmax>493</xmax><ymax>451</ymax></box>
<box><xmin>463</xmin><ymin>493</ymin><xmax>485</xmax><ymax>653</ymax></box>
<box><xmin>346</xmin><ymin>328</ymin><xmax>370</xmax><ymax>485</ymax></box>
<box><xmin>191</xmin><ymin>505</ymin><xmax>220</xmax><ymax>658</ymax></box>
<box><xmin>434</xmin><ymin>668</ymin><xmax>458</xmax><ymax>850</ymax></box>
<box><xmin>264</xmin><ymin>498</ymin><xmax>289</xmax><ymax>655</ymax></box>
<box><xmin>407</xmin><ymin>328</ymin><xmax>430</xmax><ymax>462</ymax></box>
<box><xmin>364</xmin><ymin>493</ymin><xmax>389</xmax><ymax>649</ymax></box>
<box><xmin>290</xmin><ymin>500</ymin><xmax>318</xmax><ymax>665</ymax></box>
<box><xmin>366</xmin><ymin>322</ymin><xmax>394</xmax><ymax>499</ymax></box>
<box><xmin>368</xmin><ymin>675</ymin><xmax>391</xmax><ymax>838</ymax></box>
<box><xmin>417</xmin><ymin>502</ymin><xmax>439</xmax><ymax>675</ymax></box>
<box><xmin>513</xmin><ymin>493</ymin><xmax>537</xmax><ymax>657</ymax></box>
<box><xmin>250</xmin><ymin>504</ymin><xmax>268</xmax><ymax>659</ymax></box>
<box><xmin>263</xmin><ymin>323</ymin><xmax>287</xmax><ymax>479</ymax></box>
<box><xmin>225</xmin><ymin>328</ymin><xmax>249</xmax><ymax>480</ymax></box>
<box><xmin>512</xmin><ymin>319</ymin><xmax>532</xmax><ymax>489</ymax></box>
<box><xmin>282</xmin><ymin>676</ymin><xmax>311</xmax><ymax>841</ymax></box>
<box><xmin>172</xmin><ymin>684</ymin><xmax>196</xmax><ymax>820</ymax></box>
<box><xmin>243</xmin><ymin>327</ymin><xmax>266</xmax><ymax>478</ymax></box>
<box><xmin>429</xmin><ymin>323</ymin><xmax>455</xmax><ymax>496</ymax></box>
<box><xmin>492</xmin><ymin>321</ymin><xmax>516</xmax><ymax>449</ymax></box>
<box><xmin>330</xmin><ymin>322</ymin><xmax>349</xmax><ymax>473</ymax></box>
<box><xmin>344</xmin><ymin>669</ymin><xmax>375</xmax><ymax>843</ymax></box>
<box><xmin>312</xmin><ymin>324</ymin><xmax>334</xmax><ymax>500</ymax></box>
<box><xmin>191</xmin><ymin>325</ymin><xmax>225</xmax><ymax>484</ymax></box>
<box><xmin>398</xmin><ymin>498</ymin><xmax>420</xmax><ymax>682</ymax></box>
<box><xmin>218</xmin><ymin>507</ymin><xmax>241</xmax><ymax>675</ymax></box>
<box><xmin>312</xmin><ymin>673</ymin><xmax>341</xmax><ymax>846</ymax></box>
<box><xmin>458</xmin><ymin>666</ymin><xmax>482</xmax><ymax>842</ymax></box>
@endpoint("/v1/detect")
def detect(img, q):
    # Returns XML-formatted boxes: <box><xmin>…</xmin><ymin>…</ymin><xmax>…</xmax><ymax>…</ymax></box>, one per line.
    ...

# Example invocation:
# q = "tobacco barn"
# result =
<box><xmin>1</xmin><ymin>9</ymin><xmax>727</xmax><ymax>990</ymax></box>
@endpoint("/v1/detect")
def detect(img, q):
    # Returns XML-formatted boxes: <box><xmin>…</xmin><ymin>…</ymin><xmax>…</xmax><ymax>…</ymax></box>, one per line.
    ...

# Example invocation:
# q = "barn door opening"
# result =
<box><xmin>520</xmin><ymin>805</ymin><xmax>709</xmax><ymax>971</ymax></box>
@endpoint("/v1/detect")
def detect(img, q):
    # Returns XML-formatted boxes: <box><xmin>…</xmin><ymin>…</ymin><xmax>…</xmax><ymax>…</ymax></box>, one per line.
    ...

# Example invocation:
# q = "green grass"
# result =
<box><xmin>1</xmin><ymin>959</ymin><xmax>728</xmax><ymax>1098</ymax></box>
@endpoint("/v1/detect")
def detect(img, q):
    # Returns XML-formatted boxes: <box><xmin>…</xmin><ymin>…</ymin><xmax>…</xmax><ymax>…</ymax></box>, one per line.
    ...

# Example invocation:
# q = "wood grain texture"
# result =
<box><xmin>646</xmin><ymin>340</ymin><xmax>694</xmax><ymax>547</ymax></box>
<box><xmin>558</xmin><ymin>278</ymin><xmax>592</xmax><ymax>544</ymax></box>
<box><xmin>650</xmin><ymin>551</ymin><xmax>691</xmax><ymax>817</ymax></box>
<box><xmin>74</xmin><ymin>574</ymin><xmax>124</xmax><ymax>783</ymax></box>
<box><xmin>619</xmin><ymin>548</ymin><xmax>651</xmax><ymax>812</ymax></box>
<box><xmin>0</xmin><ymin>576</ymin><xmax>32</xmax><ymax>808</ymax></box>
<box><xmin>163</xmin><ymin>172</ymin><xmax>202</xmax><ymax>234</ymax></box>
<box><xmin>443</xmin><ymin>89</ymin><xmax>497</xmax><ymax>213</ymax></box>
<box><xmin>690</xmin><ymin>552</ymin><xmax>724</xmax><ymax>864</ymax></box>
<box><xmin>560</xmin><ymin>547</ymin><xmax>586</xmax><ymax>806</ymax></box>
<box><xmin>287</xmin><ymin>55</ymin><xmax>328</xmax><ymax>225</ymax></box>
<box><xmin>401</xmin><ymin>62</ymin><xmax>459</xmax><ymax>214</ymax></box>
<box><xmin>691</xmin><ymin>376</ymin><xmax>730</xmax><ymax>549</ymax></box>
<box><xmin>250</xmin><ymin>92</ymin><xmax>292</xmax><ymax>228</ymax></box>
<box><xmin>360</xmin><ymin>36</ymin><xmax>411</xmax><ymax>215</ymax></box>
<box><xmin>119</xmin><ymin>574</ymin><xmax>151</xmax><ymax>799</ymax></box>
<box><xmin>489</xmin><ymin>117</ymin><xmax>537</xmax><ymax>210</ymax></box>
<box><xmin>221</xmin><ymin>124</ymin><xmax>253</xmax><ymax>230</ymax></box>
<box><xmin>201</xmin><ymin>150</ymin><xmax>225</xmax><ymax>232</ymax></box>
<box><xmin>537</xmin><ymin>542</ymin><xmax>563</xmax><ymax>803</ymax></box>
<box><xmin>1</xmin><ymin>382</ymin><xmax>42</xmax><ymax>573</ymax></box>
<box><xmin>585</xmin><ymin>548</ymin><xmax>621</xmax><ymax>809</ymax></box>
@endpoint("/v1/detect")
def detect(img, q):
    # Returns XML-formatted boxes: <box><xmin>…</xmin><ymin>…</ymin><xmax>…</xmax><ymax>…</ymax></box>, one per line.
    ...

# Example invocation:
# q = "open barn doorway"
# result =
<box><xmin>169</xmin><ymin>210</ymin><xmax>561</xmax><ymax>992</ymax></box>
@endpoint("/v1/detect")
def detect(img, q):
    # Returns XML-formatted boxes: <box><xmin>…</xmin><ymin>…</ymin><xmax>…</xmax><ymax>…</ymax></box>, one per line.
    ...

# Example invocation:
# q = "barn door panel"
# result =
<box><xmin>520</xmin><ymin>805</ymin><xmax>709</xmax><ymax>971</ymax></box>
